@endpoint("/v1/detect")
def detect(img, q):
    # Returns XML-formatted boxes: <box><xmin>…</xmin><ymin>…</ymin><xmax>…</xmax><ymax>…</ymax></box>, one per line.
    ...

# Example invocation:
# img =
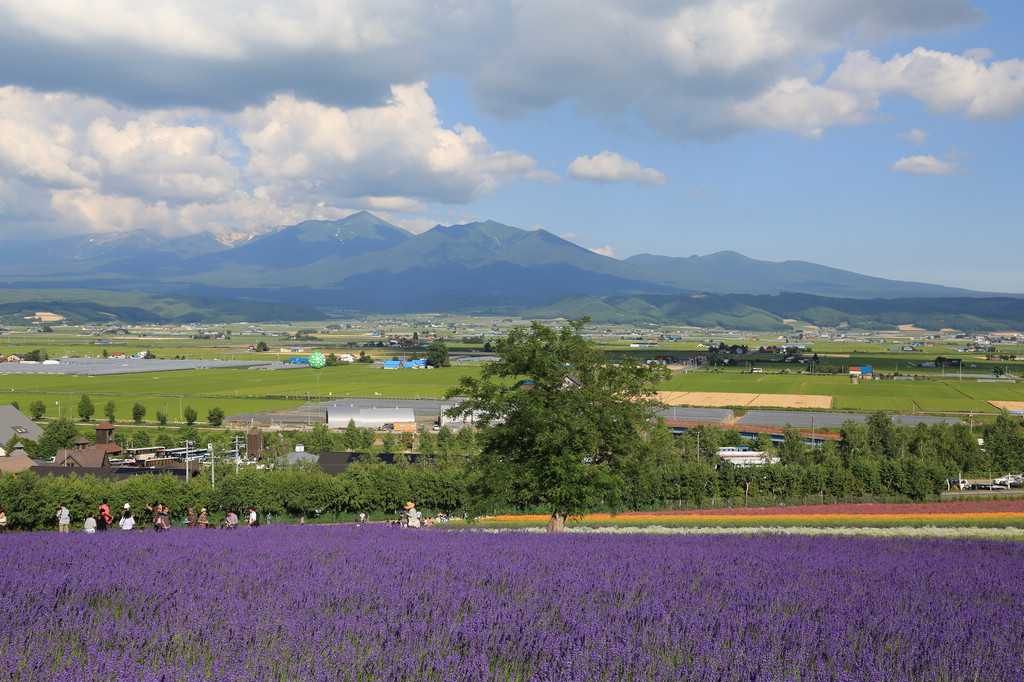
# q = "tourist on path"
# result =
<box><xmin>119</xmin><ymin>508</ymin><xmax>135</xmax><ymax>531</ymax></box>
<box><xmin>198</xmin><ymin>508</ymin><xmax>209</xmax><ymax>529</ymax></box>
<box><xmin>97</xmin><ymin>500</ymin><xmax>112</xmax><ymax>532</ymax></box>
<box><xmin>404</xmin><ymin>501</ymin><xmax>420</xmax><ymax>528</ymax></box>
<box><xmin>83</xmin><ymin>513</ymin><xmax>97</xmax><ymax>534</ymax></box>
<box><xmin>56</xmin><ymin>504</ymin><xmax>71</xmax><ymax>533</ymax></box>
<box><xmin>146</xmin><ymin>503</ymin><xmax>161</xmax><ymax>531</ymax></box>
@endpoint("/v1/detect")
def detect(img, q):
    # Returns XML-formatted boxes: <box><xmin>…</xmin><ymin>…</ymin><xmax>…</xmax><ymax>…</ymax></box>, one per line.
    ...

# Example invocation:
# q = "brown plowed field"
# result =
<box><xmin>990</xmin><ymin>401</ymin><xmax>1024</xmax><ymax>413</ymax></box>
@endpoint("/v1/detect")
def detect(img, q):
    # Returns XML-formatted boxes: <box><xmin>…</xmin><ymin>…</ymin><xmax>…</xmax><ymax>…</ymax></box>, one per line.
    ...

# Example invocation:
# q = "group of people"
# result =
<box><xmin>72</xmin><ymin>499</ymin><xmax>137</xmax><ymax>533</ymax></box>
<box><xmin>48</xmin><ymin>501</ymin><xmax>262</xmax><ymax>532</ymax></box>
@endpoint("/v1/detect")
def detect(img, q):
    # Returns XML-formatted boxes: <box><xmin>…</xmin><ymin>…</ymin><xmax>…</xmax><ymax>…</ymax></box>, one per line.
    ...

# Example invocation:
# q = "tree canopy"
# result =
<box><xmin>445</xmin><ymin>317</ymin><xmax>668</xmax><ymax>532</ymax></box>
<box><xmin>426</xmin><ymin>340</ymin><xmax>450</xmax><ymax>368</ymax></box>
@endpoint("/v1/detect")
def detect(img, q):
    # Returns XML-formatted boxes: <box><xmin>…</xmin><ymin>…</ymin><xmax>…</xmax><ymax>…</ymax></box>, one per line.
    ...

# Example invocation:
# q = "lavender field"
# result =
<box><xmin>1</xmin><ymin>527</ymin><xmax>1022</xmax><ymax>681</ymax></box>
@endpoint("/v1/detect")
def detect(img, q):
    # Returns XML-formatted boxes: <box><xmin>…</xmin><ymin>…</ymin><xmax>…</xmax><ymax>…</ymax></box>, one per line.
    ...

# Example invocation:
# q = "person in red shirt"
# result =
<box><xmin>97</xmin><ymin>499</ymin><xmax>113</xmax><ymax>531</ymax></box>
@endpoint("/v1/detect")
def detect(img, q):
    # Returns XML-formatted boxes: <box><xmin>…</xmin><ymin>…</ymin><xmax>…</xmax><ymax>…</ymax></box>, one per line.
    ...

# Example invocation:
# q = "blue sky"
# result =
<box><xmin>0</xmin><ymin>0</ymin><xmax>1020</xmax><ymax>292</ymax></box>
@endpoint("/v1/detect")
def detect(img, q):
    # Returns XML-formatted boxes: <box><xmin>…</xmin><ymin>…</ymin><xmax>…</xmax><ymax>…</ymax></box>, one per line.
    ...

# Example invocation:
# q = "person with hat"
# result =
<box><xmin>56</xmin><ymin>504</ymin><xmax>71</xmax><ymax>533</ymax></box>
<box><xmin>404</xmin><ymin>501</ymin><xmax>420</xmax><ymax>528</ymax></box>
<box><xmin>198</xmin><ymin>508</ymin><xmax>209</xmax><ymax>529</ymax></box>
<box><xmin>119</xmin><ymin>506</ymin><xmax>135</xmax><ymax>531</ymax></box>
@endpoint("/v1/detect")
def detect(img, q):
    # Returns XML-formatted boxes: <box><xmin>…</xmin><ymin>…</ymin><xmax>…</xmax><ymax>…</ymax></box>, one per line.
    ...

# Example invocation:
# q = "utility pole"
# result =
<box><xmin>180</xmin><ymin>439</ymin><xmax>194</xmax><ymax>481</ymax></box>
<box><xmin>209</xmin><ymin>443</ymin><xmax>215</xmax><ymax>489</ymax></box>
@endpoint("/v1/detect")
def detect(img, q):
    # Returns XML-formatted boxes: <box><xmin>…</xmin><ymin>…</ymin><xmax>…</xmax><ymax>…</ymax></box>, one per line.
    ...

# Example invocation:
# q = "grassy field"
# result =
<box><xmin>2</xmin><ymin>323</ymin><xmax>1022</xmax><ymax>423</ymax></box>
<box><xmin>0</xmin><ymin>364</ymin><xmax>484</xmax><ymax>424</ymax></box>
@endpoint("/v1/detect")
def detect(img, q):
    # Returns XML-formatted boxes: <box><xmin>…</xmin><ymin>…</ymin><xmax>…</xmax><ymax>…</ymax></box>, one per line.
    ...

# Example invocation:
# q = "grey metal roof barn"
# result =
<box><xmin>326</xmin><ymin>405</ymin><xmax>416</xmax><ymax>429</ymax></box>
<box><xmin>0</xmin><ymin>405</ymin><xmax>44</xmax><ymax>445</ymax></box>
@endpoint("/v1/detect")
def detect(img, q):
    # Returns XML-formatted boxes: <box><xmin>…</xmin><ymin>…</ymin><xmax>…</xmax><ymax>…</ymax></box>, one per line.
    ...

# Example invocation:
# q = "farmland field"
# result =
<box><xmin>2</xmin><ymin>322</ymin><xmax>1022</xmax><ymax>422</ymax></box>
<box><xmin>2</xmin><ymin>526</ymin><xmax>1023</xmax><ymax>681</ymax></box>
<box><xmin>0</xmin><ymin>364</ymin><xmax>484</xmax><ymax>423</ymax></box>
<box><xmin>831</xmin><ymin>396</ymin><xmax>915</xmax><ymax>411</ymax></box>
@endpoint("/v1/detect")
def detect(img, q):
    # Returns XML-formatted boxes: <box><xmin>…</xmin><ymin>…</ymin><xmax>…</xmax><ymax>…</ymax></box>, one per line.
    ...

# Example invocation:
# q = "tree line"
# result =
<box><xmin>2</xmin><ymin>411</ymin><xmax>1022</xmax><ymax>531</ymax></box>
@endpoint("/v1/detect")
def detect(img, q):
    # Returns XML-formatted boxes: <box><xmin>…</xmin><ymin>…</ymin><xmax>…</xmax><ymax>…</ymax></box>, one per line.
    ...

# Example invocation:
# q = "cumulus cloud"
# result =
<box><xmin>890</xmin><ymin>155</ymin><xmax>966</xmax><ymax>176</ymax></box>
<box><xmin>589</xmin><ymin>244</ymin><xmax>617</xmax><ymax>258</ymax></box>
<box><xmin>829</xmin><ymin>48</ymin><xmax>1024</xmax><ymax>118</ymax></box>
<box><xmin>897</xmin><ymin>128</ymin><xmax>929</xmax><ymax>145</ymax></box>
<box><xmin>237</xmin><ymin>83</ymin><xmax>538</xmax><ymax>205</ymax></box>
<box><xmin>568</xmin><ymin>151</ymin><xmax>666</xmax><ymax>186</ymax></box>
<box><xmin>0</xmin><ymin>0</ymin><xmax>999</xmax><ymax>139</ymax></box>
<box><xmin>0</xmin><ymin>84</ymin><xmax>536</xmax><ymax>236</ymax></box>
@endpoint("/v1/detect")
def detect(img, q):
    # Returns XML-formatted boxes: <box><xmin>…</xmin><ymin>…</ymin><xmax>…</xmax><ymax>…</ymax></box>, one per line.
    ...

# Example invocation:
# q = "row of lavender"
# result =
<box><xmin>1</xmin><ymin>527</ymin><xmax>1021</xmax><ymax>680</ymax></box>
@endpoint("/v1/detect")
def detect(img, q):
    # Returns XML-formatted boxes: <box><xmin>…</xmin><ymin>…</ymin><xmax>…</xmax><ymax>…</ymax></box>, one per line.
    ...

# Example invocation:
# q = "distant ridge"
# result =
<box><xmin>0</xmin><ymin>212</ymin><xmax>1019</xmax><ymax>327</ymax></box>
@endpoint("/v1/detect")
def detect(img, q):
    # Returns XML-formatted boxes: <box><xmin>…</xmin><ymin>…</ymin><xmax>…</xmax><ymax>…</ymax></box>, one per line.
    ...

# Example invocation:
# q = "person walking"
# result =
<box><xmin>56</xmin><ymin>504</ymin><xmax>71</xmax><ymax>533</ymax></box>
<box><xmin>247</xmin><ymin>506</ymin><xmax>258</xmax><ymax>527</ymax></box>
<box><xmin>187</xmin><ymin>508</ymin><xmax>197</xmax><ymax>528</ymax></box>
<box><xmin>158</xmin><ymin>504</ymin><xmax>171</xmax><ymax>531</ymax></box>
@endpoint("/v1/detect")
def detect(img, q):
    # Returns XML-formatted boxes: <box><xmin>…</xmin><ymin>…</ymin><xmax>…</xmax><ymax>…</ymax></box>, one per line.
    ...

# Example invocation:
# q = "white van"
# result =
<box><xmin>751</xmin><ymin>367</ymin><xmax>763</xmax><ymax>373</ymax></box>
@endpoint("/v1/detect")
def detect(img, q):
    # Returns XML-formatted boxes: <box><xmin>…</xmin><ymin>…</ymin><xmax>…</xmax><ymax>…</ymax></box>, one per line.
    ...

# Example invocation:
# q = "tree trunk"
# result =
<box><xmin>546</xmin><ymin>511</ymin><xmax>567</xmax><ymax>533</ymax></box>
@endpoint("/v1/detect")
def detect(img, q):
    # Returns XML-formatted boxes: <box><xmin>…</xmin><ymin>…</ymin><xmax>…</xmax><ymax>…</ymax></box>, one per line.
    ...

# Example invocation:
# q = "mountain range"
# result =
<box><xmin>0</xmin><ymin>212</ymin><xmax>1019</xmax><ymax>328</ymax></box>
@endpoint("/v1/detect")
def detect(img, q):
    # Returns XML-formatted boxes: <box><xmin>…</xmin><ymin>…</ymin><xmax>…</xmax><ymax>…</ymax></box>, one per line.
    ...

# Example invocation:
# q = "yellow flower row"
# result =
<box><xmin>484</xmin><ymin>512</ymin><xmax>1024</xmax><ymax>523</ymax></box>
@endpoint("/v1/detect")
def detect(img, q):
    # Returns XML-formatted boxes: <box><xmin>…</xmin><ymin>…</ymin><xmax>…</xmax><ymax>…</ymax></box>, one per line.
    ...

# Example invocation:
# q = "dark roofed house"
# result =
<box><xmin>0</xmin><ymin>453</ymin><xmax>36</xmax><ymax>475</ymax></box>
<box><xmin>0</xmin><ymin>405</ymin><xmax>45</xmax><ymax>452</ymax></box>
<box><xmin>53</xmin><ymin>422</ymin><xmax>120</xmax><ymax>468</ymax></box>
<box><xmin>316</xmin><ymin>451</ymin><xmax>419</xmax><ymax>476</ymax></box>
<box><xmin>55</xmin><ymin>446</ymin><xmax>110</xmax><ymax>468</ymax></box>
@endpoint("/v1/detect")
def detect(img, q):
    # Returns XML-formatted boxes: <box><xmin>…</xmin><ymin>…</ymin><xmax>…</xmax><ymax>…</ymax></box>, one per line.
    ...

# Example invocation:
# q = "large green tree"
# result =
<box><xmin>426</xmin><ymin>340</ymin><xmax>450</xmax><ymax>368</ymax></box>
<box><xmin>77</xmin><ymin>395</ymin><xmax>95</xmax><ymax>421</ymax></box>
<box><xmin>445</xmin><ymin>317</ymin><xmax>667</xmax><ymax>532</ymax></box>
<box><xmin>37</xmin><ymin>417</ymin><xmax>80</xmax><ymax>460</ymax></box>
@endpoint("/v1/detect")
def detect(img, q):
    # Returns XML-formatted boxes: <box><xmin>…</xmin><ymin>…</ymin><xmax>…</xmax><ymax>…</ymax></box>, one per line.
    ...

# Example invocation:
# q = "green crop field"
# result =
<box><xmin>911</xmin><ymin>399</ymin><xmax>1000</xmax><ymax>413</ymax></box>
<box><xmin>945</xmin><ymin>383</ymin><xmax>1024</xmax><ymax>400</ymax></box>
<box><xmin>831</xmin><ymin>397</ymin><xmax>916</xmax><ymax>412</ymax></box>
<box><xmin>2</xmin><ymin>321</ymin><xmax>1022</xmax><ymax>426</ymax></box>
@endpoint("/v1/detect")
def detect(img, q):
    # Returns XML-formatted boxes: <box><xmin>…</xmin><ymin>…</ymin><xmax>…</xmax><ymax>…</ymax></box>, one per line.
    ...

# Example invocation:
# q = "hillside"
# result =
<box><xmin>0</xmin><ymin>212</ymin><xmax>1019</xmax><ymax>327</ymax></box>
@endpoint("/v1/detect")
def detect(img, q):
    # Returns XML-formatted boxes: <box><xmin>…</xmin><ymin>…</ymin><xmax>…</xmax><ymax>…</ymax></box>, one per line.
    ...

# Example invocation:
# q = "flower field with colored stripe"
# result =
<box><xmin>3</xmin><ymin>526</ymin><xmax>1024</xmax><ymax>680</ymax></box>
<box><xmin>481</xmin><ymin>498</ymin><xmax>1024</xmax><ymax>529</ymax></box>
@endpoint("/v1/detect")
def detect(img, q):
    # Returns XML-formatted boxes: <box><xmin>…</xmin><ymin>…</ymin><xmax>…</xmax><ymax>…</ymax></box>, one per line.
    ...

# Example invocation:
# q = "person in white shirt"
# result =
<box><xmin>83</xmin><ymin>514</ymin><xmax>97</xmax><ymax>534</ymax></box>
<box><xmin>119</xmin><ymin>509</ymin><xmax>135</xmax><ymax>531</ymax></box>
<box><xmin>247</xmin><ymin>507</ymin><xmax>257</xmax><ymax>527</ymax></box>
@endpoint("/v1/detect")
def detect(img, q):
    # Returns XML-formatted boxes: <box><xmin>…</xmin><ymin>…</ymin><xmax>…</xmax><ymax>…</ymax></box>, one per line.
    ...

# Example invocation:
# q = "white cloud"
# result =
<box><xmin>238</xmin><ymin>83</ymin><xmax>539</xmax><ymax>204</ymax></box>
<box><xmin>0</xmin><ymin>83</ymin><xmax>536</xmax><ymax>236</ymax></box>
<box><xmin>897</xmin><ymin>128</ymin><xmax>929</xmax><ymax>146</ymax></box>
<box><xmin>0</xmin><ymin>0</ymin><xmax>998</xmax><ymax>141</ymax></box>
<box><xmin>830</xmin><ymin>48</ymin><xmax>1024</xmax><ymax>118</ymax></box>
<box><xmin>890</xmin><ymin>155</ymin><xmax>966</xmax><ymax>176</ymax></box>
<box><xmin>568</xmin><ymin>151</ymin><xmax>666</xmax><ymax>186</ymax></box>
<box><xmin>589</xmin><ymin>244</ymin><xmax>617</xmax><ymax>258</ymax></box>
<box><xmin>733</xmin><ymin>77</ymin><xmax>875</xmax><ymax>138</ymax></box>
